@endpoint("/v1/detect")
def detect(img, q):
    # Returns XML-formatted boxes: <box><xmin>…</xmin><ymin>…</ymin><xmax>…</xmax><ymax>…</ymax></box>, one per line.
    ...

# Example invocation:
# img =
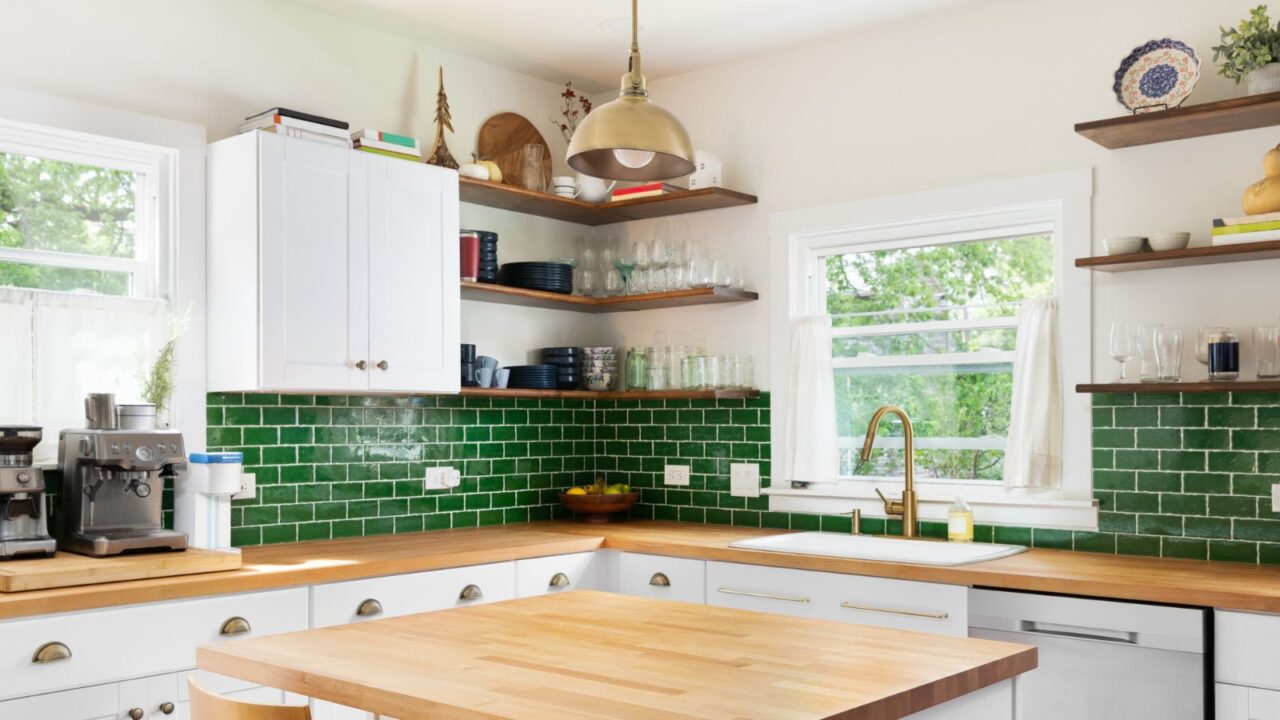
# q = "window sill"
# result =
<box><xmin>764</xmin><ymin>482</ymin><xmax>1098</xmax><ymax>531</ymax></box>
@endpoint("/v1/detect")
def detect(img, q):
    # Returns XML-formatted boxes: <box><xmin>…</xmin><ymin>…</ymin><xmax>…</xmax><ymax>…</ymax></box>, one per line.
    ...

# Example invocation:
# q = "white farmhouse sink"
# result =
<box><xmin>729</xmin><ymin>531</ymin><xmax>1028</xmax><ymax>566</ymax></box>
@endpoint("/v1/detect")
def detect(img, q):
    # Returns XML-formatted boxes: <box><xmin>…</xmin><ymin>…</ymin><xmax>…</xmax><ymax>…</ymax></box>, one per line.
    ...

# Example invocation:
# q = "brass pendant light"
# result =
<box><xmin>566</xmin><ymin>0</ymin><xmax>695</xmax><ymax>181</ymax></box>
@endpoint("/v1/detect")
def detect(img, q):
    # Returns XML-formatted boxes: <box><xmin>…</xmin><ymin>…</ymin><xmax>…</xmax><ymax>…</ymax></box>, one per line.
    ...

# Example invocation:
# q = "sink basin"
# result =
<box><xmin>729</xmin><ymin>531</ymin><xmax>1028</xmax><ymax>566</ymax></box>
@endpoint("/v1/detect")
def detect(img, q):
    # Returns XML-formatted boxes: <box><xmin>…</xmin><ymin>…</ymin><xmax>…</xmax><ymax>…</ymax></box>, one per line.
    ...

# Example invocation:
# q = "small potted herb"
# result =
<box><xmin>1214</xmin><ymin>5</ymin><xmax>1280</xmax><ymax>95</ymax></box>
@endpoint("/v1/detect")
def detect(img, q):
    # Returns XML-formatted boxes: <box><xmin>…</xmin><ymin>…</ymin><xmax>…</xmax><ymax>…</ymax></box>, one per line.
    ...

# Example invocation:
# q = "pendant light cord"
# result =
<box><xmin>625</xmin><ymin>0</ymin><xmax>646</xmax><ymax>95</ymax></box>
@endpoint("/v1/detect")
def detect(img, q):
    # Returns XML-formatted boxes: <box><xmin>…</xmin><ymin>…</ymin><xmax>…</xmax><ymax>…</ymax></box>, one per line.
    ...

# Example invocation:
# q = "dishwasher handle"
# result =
<box><xmin>1018</xmin><ymin>620</ymin><xmax>1138</xmax><ymax>645</ymax></box>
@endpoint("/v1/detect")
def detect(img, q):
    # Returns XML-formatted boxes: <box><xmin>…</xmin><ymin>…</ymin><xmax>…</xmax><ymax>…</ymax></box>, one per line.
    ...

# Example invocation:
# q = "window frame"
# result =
<box><xmin>767</xmin><ymin>169</ymin><xmax>1096</xmax><ymax>530</ymax></box>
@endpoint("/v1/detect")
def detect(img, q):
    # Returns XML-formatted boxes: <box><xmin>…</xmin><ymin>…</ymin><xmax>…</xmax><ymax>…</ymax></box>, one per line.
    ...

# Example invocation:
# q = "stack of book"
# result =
<box><xmin>350</xmin><ymin>129</ymin><xmax>421</xmax><ymax>162</ymax></box>
<box><xmin>240</xmin><ymin>108</ymin><xmax>350</xmax><ymax>147</ymax></box>
<box><xmin>608</xmin><ymin>182</ymin><xmax>686</xmax><ymax>202</ymax></box>
<box><xmin>1213</xmin><ymin>212</ymin><xmax>1280</xmax><ymax>246</ymax></box>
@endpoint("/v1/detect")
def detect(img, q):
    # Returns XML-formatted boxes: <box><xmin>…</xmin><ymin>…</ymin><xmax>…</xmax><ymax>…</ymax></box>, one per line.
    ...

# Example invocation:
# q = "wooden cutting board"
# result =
<box><xmin>475</xmin><ymin>112</ymin><xmax>552</xmax><ymax>191</ymax></box>
<box><xmin>0</xmin><ymin>547</ymin><xmax>242</xmax><ymax>592</ymax></box>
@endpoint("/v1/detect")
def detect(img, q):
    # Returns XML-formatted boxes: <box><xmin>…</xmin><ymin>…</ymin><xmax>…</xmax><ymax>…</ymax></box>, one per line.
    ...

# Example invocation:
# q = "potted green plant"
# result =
<box><xmin>1214</xmin><ymin>5</ymin><xmax>1280</xmax><ymax>95</ymax></box>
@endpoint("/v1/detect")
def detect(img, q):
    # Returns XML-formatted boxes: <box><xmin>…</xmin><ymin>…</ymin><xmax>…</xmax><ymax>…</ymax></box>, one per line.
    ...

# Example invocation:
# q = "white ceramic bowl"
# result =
<box><xmin>1103</xmin><ymin>236</ymin><xmax>1146</xmax><ymax>256</ymax></box>
<box><xmin>1148</xmin><ymin>232</ymin><xmax>1191</xmax><ymax>252</ymax></box>
<box><xmin>585</xmin><ymin>373</ymin><xmax>614</xmax><ymax>391</ymax></box>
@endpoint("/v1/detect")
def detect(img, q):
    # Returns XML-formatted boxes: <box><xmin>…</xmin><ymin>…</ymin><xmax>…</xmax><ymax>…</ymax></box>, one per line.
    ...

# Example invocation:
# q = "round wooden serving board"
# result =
<box><xmin>476</xmin><ymin>112</ymin><xmax>552</xmax><ymax>190</ymax></box>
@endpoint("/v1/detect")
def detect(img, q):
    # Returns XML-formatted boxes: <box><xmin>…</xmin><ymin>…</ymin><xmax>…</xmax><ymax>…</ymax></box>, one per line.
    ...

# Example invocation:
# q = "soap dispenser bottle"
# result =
<box><xmin>948</xmin><ymin>495</ymin><xmax>974</xmax><ymax>543</ymax></box>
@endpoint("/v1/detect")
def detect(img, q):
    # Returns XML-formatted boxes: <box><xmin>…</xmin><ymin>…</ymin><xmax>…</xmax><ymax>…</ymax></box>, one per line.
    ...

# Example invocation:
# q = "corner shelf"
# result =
<box><xmin>459</xmin><ymin>387</ymin><xmax>760</xmax><ymax>400</ymax></box>
<box><xmin>460</xmin><ymin>281</ymin><xmax>758</xmax><ymax>313</ymax></box>
<box><xmin>1077</xmin><ymin>381</ymin><xmax>1280</xmax><ymax>394</ymax></box>
<box><xmin>1075</xmin><ymin>91</ymin><xmax>1280</xmax><ymax>149</ymax></box>
<box><xmin>458</xmin><ymin>177</ymin><xmax>757</xmax><ymax>226</ymax></box>
<box><xmin>1075</xmin><ymin>239</ymin><xmax>1280</xmax><ymax>272</ymax></box>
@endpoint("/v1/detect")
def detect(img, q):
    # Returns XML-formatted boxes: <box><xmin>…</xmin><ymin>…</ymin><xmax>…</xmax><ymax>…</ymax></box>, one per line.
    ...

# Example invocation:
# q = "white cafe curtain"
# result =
<box><xmin>1003</xmin><ymin>297</ymin><xmax>1062</xmax><ymax>490</ymax></box>
<box><xmin>784</xmin><ymin>315</ymin><xmax>840</xmax><ymax>484</ymax></box>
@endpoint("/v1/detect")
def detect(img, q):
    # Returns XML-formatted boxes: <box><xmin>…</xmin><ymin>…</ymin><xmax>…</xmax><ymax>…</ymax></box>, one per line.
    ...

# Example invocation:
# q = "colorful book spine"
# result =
<box><xmin>611</xmin><ymin>182</ymin><xmax>667</xmax><ymax>201</ymax></box>
<box><xmin>1211</xmin><ymin>228</ymin><xmax>1280</xmax><ymax>246</ymax></box>
<box><xmin>1214</xmin><ymin>211</ymin><xmax>1280</xmax><ymax>228</ymax></box>
<box><xmin>245</xmin><ymin>107</ymin><xmax>348</xmax><ymax>130</ymax></box>
<box><xmin>354</xmin><ymin>145</ymin><xmax>421</xmax><ymax>163</ymax></box>
<box><xmin>352</xmin><ymin>129</ymin><xmax>419</xmax><ymax>150</ymax></box>
<box><xmin>239</xmin><ymin>114</ymin><xmax>350</xmax><ymax>140</ymax></box>
<box><xmin>1211</xmin><ymin>220</ymin><xmax>1280</xmax><ymax>236</ymax></box>
<box><xmin>353</xmin><ymin>137</ymin><xmax>422</xmax><ymax>156</ymax></box>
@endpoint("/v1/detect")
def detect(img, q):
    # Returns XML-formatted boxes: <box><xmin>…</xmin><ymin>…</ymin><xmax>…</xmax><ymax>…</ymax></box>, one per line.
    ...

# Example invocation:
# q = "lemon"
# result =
<box><xmin>566</xmin><ymin>487</ymin><xmax>587</xmax><ymax>495</ymax></box>
<box><xmin>603</xmin><ymin>486</ymin><xmax>623</xmax><ymax>495</ymax></box>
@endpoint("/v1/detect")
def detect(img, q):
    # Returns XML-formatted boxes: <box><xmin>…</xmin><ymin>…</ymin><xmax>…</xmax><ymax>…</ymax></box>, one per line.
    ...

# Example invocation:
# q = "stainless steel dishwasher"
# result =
<box><xmin>969</xmin><ymin>588</ymin><xmax>1210</xmax><ymax>719</ymax></box>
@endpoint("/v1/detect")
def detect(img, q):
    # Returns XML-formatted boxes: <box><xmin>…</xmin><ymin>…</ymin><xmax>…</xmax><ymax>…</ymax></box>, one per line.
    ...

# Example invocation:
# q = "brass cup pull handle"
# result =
<box><xmin>549</xmin><ymin>572</ymin><xmax>571</xmax><ymax>589</ymax></box>
<box><xmin>128</xmin><ymin>709</ymin><xmax>144</xmax><ymax>720</ymax></box>
<box><xmin>648</xmin><ymin>572</ymin><xmax>671</xmax><ymax>587</ymax></box>
<box><xmin>32</xmin><ymin>641</ymin><xmax>72</xmax><ymax>664</ymax></box>
<box><xmin>459</xmin><ymin>584</ymin><xmax>483</xmax><ymax>601</ymax></box>
<box><xmin>159</xmin><ymin>701</ymin><xmax>176</xmax><ymax>715</ymax></box>
<box><xmin>219</xmin><ymin>616</ymin><xmax>252</xmax><ymax>636</ymax></box>
<box><xmin>354</xmin><ymin>360</ymin><xmax>368</xmax><ymax>370</ymax></box>
<box><xmin>717</xmin><ymin>587</ymin><xmax>811</xmax><ymax>604</ymax></box>
<box><xmin>356</xmin><ymin>598</ymin><xmax>384</xmax><ymax>617</ymax></box>
<box><xmin>376</xmin><ymin>360</ymin><xmax>389</xmax><ymax>370</ymax></box>
<box><xmin>840</xmin><ymin>601</ymin><xmax>948</xmax><ymax>620</ymax></box>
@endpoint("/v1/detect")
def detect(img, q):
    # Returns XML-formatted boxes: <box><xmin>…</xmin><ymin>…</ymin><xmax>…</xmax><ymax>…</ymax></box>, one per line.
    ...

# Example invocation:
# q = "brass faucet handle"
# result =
<box><xmin>875</xmin><ymin>488</ymin><xmax>905</xmax><ymax>516</ymax></box>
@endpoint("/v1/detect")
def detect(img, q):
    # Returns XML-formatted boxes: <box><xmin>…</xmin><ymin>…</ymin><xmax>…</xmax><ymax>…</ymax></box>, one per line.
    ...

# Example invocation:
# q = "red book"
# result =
<box><xmin>611</xmin><ymin>182</ymin><xmax>665</xmax><ymax>198</ymax></box>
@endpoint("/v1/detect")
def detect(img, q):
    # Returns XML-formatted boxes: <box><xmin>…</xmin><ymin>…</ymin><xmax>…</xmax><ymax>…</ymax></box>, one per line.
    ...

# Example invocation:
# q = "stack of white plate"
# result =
<box><xmin>580</xmin><ymin>347</ymin><xmax>618</xmax><ymax>391</ymax></box>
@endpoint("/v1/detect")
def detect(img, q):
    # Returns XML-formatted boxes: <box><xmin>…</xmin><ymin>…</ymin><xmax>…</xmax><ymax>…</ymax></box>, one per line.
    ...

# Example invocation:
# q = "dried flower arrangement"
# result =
<box><xmin>550</xmin><ymin>81</ymin><xmax>592</xmax><ymax>144</ymax></box>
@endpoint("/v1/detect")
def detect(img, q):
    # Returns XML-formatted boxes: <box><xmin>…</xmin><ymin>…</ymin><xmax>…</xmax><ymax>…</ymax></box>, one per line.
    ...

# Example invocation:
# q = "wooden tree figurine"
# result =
<box><xmin>427</xmin><ymin>66</ymin><xmax>459</xmax><ymax>169</ymax></box>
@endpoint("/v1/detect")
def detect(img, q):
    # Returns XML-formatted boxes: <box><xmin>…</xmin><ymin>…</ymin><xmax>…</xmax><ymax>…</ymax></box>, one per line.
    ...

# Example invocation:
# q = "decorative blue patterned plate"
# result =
<box><xmin>1113</xmin><ymin>38</ymin><xmax>1200</xmax><ymax>113</ymax></box>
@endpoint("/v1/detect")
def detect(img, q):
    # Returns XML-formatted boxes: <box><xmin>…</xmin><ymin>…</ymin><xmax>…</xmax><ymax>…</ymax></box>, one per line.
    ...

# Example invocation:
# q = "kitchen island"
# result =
<box><xmin>197</xmin><ymin>590</ymin><xmax>1034</xmax><ymax>720</ymax></box>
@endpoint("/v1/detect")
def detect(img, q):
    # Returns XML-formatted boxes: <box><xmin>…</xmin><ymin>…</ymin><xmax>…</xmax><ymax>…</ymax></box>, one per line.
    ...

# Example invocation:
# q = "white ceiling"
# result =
<box><xmin>289</xmin><ymin>0</ymin><xmax>974</xmax><ymax>92</ymax></box>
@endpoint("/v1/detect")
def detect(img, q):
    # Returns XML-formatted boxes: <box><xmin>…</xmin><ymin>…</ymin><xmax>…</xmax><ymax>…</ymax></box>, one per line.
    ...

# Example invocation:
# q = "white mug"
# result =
<box><xmin>576</xmin><ymin>173</ymin><xmax>616</xmax><ymax>203</ymax></box>
<box><xmin>552</xmin><ymin>175</ymin><xmax>579</xmax><ymax>198</ymax></box>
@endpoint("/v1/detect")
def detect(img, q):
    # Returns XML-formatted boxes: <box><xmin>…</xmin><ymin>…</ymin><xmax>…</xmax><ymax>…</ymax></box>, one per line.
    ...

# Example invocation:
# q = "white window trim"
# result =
<box><xmin>0</xmin><ymin>87</ymin><xmax>207</xmax><ymax>456</ymax></box>
<box><xmin>767</xmin><ymin>169</ymin><xmax>1096</xmax><ymax>530</ymax></box>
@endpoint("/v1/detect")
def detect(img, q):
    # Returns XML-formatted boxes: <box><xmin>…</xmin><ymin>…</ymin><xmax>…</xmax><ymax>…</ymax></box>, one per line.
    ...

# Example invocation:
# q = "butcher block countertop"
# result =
<box><xmin>4</xmin><ymin>520</ymin><xmax>1280</xmax><ymax>619</ymax></box>
<box><xmin>197</xmin><ymin>590</ymin><xmax>1036</xmax><ymax>720</ymax></box>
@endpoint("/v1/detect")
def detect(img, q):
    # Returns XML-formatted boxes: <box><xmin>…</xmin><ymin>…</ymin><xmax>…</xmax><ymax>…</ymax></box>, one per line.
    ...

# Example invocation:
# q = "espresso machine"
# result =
<box><xmin>58</xmin><ymin>394</ymin><xmax>188</xmax><ymax>556</ymax></box>
<box><xmin>0</xmin><ymin>426</ymin><xmax>57</xmax><ymax>559</ymax></box>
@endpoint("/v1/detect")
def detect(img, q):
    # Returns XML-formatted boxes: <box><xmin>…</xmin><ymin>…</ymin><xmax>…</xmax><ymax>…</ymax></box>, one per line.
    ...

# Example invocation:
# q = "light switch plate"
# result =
<box><xmin>730</xmin><ymin>463</ymin><xmax>760</xmax><ymax>497</ymax></box>
<box><xmin>231</xmin><ymin>472</ymin><xmax>256</xmax><ymax>501</ymax></box>
<box><xmin>425</xmin><ymin>466</ymin><xmax>461</xmax><ymax>490</ymax></box>
<box><xmin>664</xmin><ymin>464</ymin><xmax>690</xmax><ymax>486</ymax></box>
<box><xmin>1272</xmin><ymin>483</ymin><xmax>1280</xmax><ymax>513</ymax></box>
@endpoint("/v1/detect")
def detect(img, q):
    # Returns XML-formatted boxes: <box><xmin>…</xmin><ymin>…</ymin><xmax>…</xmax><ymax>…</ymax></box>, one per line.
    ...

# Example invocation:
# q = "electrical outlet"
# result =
<box><xmin>730</xmin><ymin>463</ymin><xmax>760</xmax><ymax>497</ymax></box>
<box><xmin>664</xmin><ymin>465</ymin><xmax>690</xmax><ymax>486</ymax></box>
<box><xmin>1272</xmin><ymin>483</ymin><xmax>1280</xmax><ymax>513</ymax></box>
<box><xmin>425</xmin><ymin>466</ymin><xmax>461</xmax><ymax>490</ymax></box>
<box><xmin>231</xmin><ymin>472</ymin><xmax>256</xmax><ymax>501</ymax></box>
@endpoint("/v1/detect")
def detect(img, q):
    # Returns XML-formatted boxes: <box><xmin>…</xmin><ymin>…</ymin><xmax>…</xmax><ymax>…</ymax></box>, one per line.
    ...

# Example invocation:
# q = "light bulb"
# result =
<box><xmin>613</xmin><ymin>149</ymin><xmax>655</xmax><ymax>169</ymax></box>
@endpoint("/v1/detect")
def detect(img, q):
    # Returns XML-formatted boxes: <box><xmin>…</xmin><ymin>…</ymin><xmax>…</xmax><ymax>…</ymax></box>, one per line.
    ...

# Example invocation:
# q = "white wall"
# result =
<box><xmin>600</xmin><ymin>0</ymin><xmax>1280</xmax><ymax>389</ymax></box>
<box><xmin>0</xmin><ymin>0</ymin><xmax>596</xmax><ymax>368</ymax></box>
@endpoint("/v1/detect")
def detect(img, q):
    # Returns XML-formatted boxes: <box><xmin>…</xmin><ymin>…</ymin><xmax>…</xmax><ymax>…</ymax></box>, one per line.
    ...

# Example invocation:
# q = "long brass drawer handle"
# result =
<box><xmin>549</xmin><ymin>572</ymin><xmax>571</xmax><ymax>588</ymax></box>
<box><xmin>219</xmin><ymin>616</ymin><xmax>252</xmax><ymax>636</ymax></box>
<box><xmin>32</xmin><ymin>641</ymin><xmax>72</xmax><ymax>664</ymax></box>
<box><xmin>717</xmin><ymin>587</ymin><xmax>810</xmax><ymax>604</ymax></box>
<box><xmin>459</xmin><ymin>584</ymin><xmax>483</xmax><ymax>601</ymax></box>
<box><xmin>649</xmin><ymin>572</ymin><xmax>671</xmax><ymax>587</ymax></box>
<box><xmin>840</xmin><ymin>601</ymin><xmax>948</xmax><ymax>620</ymax></box>
<box><xmin>356</xmin><ymin>598</ymin><xmax>383</xmax><ymax>617</ymax></box>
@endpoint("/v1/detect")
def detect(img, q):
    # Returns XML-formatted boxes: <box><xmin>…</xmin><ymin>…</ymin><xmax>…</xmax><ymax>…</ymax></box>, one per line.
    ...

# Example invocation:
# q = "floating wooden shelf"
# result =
<box><xmin>458</xmin><ymin>177</ymin><xmax>757</xmax><ymax>226</ymax></box>
<box><xmin>459</xmin><ymin>387</ymin><xmax>760</xmax><ymax>401</ymax></box>
<box><xmin>1075</xmin><ymin>239</ymin><xmax>1280</xmax><ymax>272</ymax></box>
<box><xmin>1077</xmin><ymin>381</ymin><xmax>1280</xmax><ymax>394</ymax></box>
<box><xmin>460</xmin><ymin>281</ymin><xmax>758</xmax><ymax>313</ymax></box>
<box><xmin>1076</xmin><ymin>91</ymin><xmax>1280</xmax><ymax>149</ymax></box>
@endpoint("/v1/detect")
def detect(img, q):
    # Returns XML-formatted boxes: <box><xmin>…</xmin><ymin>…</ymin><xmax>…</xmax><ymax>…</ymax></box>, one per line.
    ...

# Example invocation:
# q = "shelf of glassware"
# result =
<box><xmin>1076</xmin><ymin>381</ymin><xmax>1280</xmax><ymax>393</ymax></box>
<box><xmin>458</xmin><ymin>387</ymin><xmax>760</xmax><ymax>400</ymax></box>
<box><xmin>460</xmin><ymin>281</ymin><xmax>757</xmax><ymax>313</ymax></box>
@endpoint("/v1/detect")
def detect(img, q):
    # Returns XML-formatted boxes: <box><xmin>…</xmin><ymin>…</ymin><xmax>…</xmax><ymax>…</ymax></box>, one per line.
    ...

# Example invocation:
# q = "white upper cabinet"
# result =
<box><xmin>208</xmin><ymin>132</ymin><xmax>459</xmax><ymax>394</ymax></box>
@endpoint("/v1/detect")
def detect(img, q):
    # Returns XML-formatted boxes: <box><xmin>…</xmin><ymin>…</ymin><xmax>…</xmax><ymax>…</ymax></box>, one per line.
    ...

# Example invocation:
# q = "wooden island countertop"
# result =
<box><xmin>197</xmin><ymin>590</ymin><xmax>1036</xmax><ymax>720</ymax></box>
<box><xmin>4</xmin><ymin>520</ymin><xmax>1280</xmax><ymax>619</ymax></box>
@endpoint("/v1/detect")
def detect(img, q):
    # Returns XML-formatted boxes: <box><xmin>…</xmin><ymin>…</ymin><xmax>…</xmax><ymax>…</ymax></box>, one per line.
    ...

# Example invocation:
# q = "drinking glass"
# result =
<box><xmin>647</xmin><ymin>366</ymin><xmax>668</xmax><ymax>391</ymax></box>
<box><xmin>687</xmin><ymin>236</ymin><xmax>713</xmax><ymax>288</ymax></box>
<box><xmin>736</xmin><ymin>354</ymin><xmax>755</xmax><ymax>389</ymax></box>
<box><xmin>649</xmin><ymin>233</ymin><xmax>669</xmax><ymax>293</ymax></box>
<box><xmin>1136</xmin><ymin>323</ymin><xmax>1162</xmax><ymax>383</ymax></box>
<box><xmin>1256</xmin><ymin>326</ymin><xmax>1280</xmax><ymax>378</ymax></box>
<box><xmin>1196</xmin><ymin>326</ymin><xmax>1230</xmax><ymax>370</ymax></box>
<box><xmin>667</xmin><ymin>345</ymin><xmax>686</xmax><ymax>388</ymax></box>
<box><xmin>1154</xmin><ymin>327</ymin><xmax>1183</xmax><ymax>382</ymax></box>
<box><xmin>578</xmin><ymin>245</ymin><xmax>598</xmax><ymax>297</ymax></box>
<box><xmin>666</xmin><ymin>237</ymin><xmax>687</xmax><ymax>290</ymax></box>
<box><xmin>711</xmin><ymin>258</ymin><xmax>733</xmax><ymax>288</ymax></box>
<box><xmin>1108</xmin><ymin>321</ymin><xmax>1136</xmax><ymax>381</ymax></box>
<box><xmin>1209</xmin><ymin>330</ymin><xmax>1241</xmax><ymax>381</ymax></box>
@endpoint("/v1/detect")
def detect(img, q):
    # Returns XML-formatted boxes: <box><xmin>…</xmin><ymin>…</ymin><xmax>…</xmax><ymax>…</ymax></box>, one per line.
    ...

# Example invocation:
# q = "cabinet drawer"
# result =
<box><xmin>0</xmin><ymin>682</ymin><xmax>118</xmax><ymax>719</ymax></box>
<box><xmin>515</xmin><ymin>553</ymin><xmax>597</xmax><ymax>598</ymax></box>
<box><xmin>0</xmin><ymin>588</ymin><xmax>308</xmax><ymax>701</ymax></box>
<box><xmin>618</xmin><ymin>553</ymin><xmax>705</xmax><ymax>605</ymax></box>
<box><xmin>707</xmin><ymin>561</ymin><xmax>966</xmax><ymax>635</ymax></box>
<box><xmin>1220</xmin><ymin>683</ymin><xmax>1280</xmax><ymax>720</ymax></box>
<box><xmin>311</xmin><ymin>561</ymin><xmax>515</xmax><ymax>628</ymax></box>
<box><xmin>1218</xmin><ymin>610</ymin><xmax>1280</xmax><ymax>690</ymax></box>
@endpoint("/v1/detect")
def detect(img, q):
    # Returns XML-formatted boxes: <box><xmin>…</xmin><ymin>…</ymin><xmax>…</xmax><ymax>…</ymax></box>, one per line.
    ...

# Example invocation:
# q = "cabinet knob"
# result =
<box><xmin>32</xmin><ymin>641</ymin><xmax>72</xmax><ymax>664</ymax></box>
<box><xmin>128</xmin><ymin>709</ymin><xmax>144</xmax><ymax>720</ymax></box>
<box><xmin>354</xmin><ymin>360</ymin><xmax>368</xmax><ymax>370</ymax></box>
<box><xmin>356</xmin><ymin>598</ymin><xmax>384</xmax><ymax>617</ymax></box>
<box><xmin>459</xmin><ymin>584</ymin><xmax>483</xmax><ymax>601</ymax></box>
<box><xmin>376</xmin><ymin>360</ymin><xmax>389</xmax><ymax>370</ymax></box>
<box><xmin>549</xmin><ymin>572</ymin><xmax>571</xmax><ymax>589</ymax></box>
<box><xmin>649</xmin><ymin>572</ymin><xmax>671</xmax><ymax>587</ymax></box>
<box><xmin>219</xmin><ymin>616</ymin><xmax>252</xmax><ymax>636</ymax></box>
<box><xmin>159</xmin><ymin>701</ymin><xmax>176</xmax><ymax>715</ymax></box>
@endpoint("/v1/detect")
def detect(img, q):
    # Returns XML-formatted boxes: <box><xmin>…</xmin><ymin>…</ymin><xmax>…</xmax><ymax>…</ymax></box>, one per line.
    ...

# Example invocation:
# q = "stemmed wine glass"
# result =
<box><xmin>1109</xmin><ymin>321</ymin><xmax>1136</xmax><ymax>382</ymax></box>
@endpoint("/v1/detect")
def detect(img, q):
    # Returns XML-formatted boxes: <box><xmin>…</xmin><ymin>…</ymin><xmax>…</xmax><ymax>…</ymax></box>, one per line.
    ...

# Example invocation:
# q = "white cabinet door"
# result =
<box><xmin>0</xmin><ymin>683</ymin><xmax>118</xmax><ymax>720</ymax></box>
<box><xmin>365</xmin><ymin>156</ymin><xmax>459</xmax><ymax>392</ymax></box>
<box><xmin>617</xmin><ymin>553</ymin><xmax>706</xmax><ymax>604</ymax></box>
<box><xmin>1219</xmin><ymin>683</ymin><xmax>1280</xmax><ymax>720</ymax></box>
<box><xmin>515</xmin><ymin>553</ymin><xmax>598</xmax><ymax>597</ymax></box>
<box><xmin>1218</xmin><ymin>610</ymin><xmax>1280</xmax><ymax>690</ymax></box>
<box><xmin>259</xmin><ymin>133</ymin><xmax>367</xmax><ymax>391</ymax></box>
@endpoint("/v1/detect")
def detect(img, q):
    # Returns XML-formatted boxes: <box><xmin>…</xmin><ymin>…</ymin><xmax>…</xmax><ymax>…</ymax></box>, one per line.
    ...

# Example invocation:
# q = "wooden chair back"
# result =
<box><xmin>187</xmin><ymin>677</ymin><xmax>311</xmax><ymax>720</ymax></box>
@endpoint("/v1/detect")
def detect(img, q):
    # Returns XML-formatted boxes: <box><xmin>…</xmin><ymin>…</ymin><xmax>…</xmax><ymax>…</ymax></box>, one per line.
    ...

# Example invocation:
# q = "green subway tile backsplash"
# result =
<box><xmin>209</xmin><ymin>389</ymin><xmax>1280</xmax><ymax>565</ymax></box>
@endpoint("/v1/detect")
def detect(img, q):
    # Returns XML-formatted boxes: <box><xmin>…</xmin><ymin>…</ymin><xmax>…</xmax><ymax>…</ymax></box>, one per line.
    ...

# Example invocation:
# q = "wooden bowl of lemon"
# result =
<box><xmin>560</xmin><ymin>480</ymin><xmax>638</xmax><ymax>523</ymax></box>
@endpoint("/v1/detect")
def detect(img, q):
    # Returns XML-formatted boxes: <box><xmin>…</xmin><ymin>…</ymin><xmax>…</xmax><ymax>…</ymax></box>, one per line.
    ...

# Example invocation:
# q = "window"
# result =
<box><xmin>824</xmin><ymin>231</ymin><xmax>1054</xmax><ymax>484</ymax></box>
<box><xmin>768</xmin><ymin>170</ymin><xmax>1095</xmax><ymax>529</ymax></box>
